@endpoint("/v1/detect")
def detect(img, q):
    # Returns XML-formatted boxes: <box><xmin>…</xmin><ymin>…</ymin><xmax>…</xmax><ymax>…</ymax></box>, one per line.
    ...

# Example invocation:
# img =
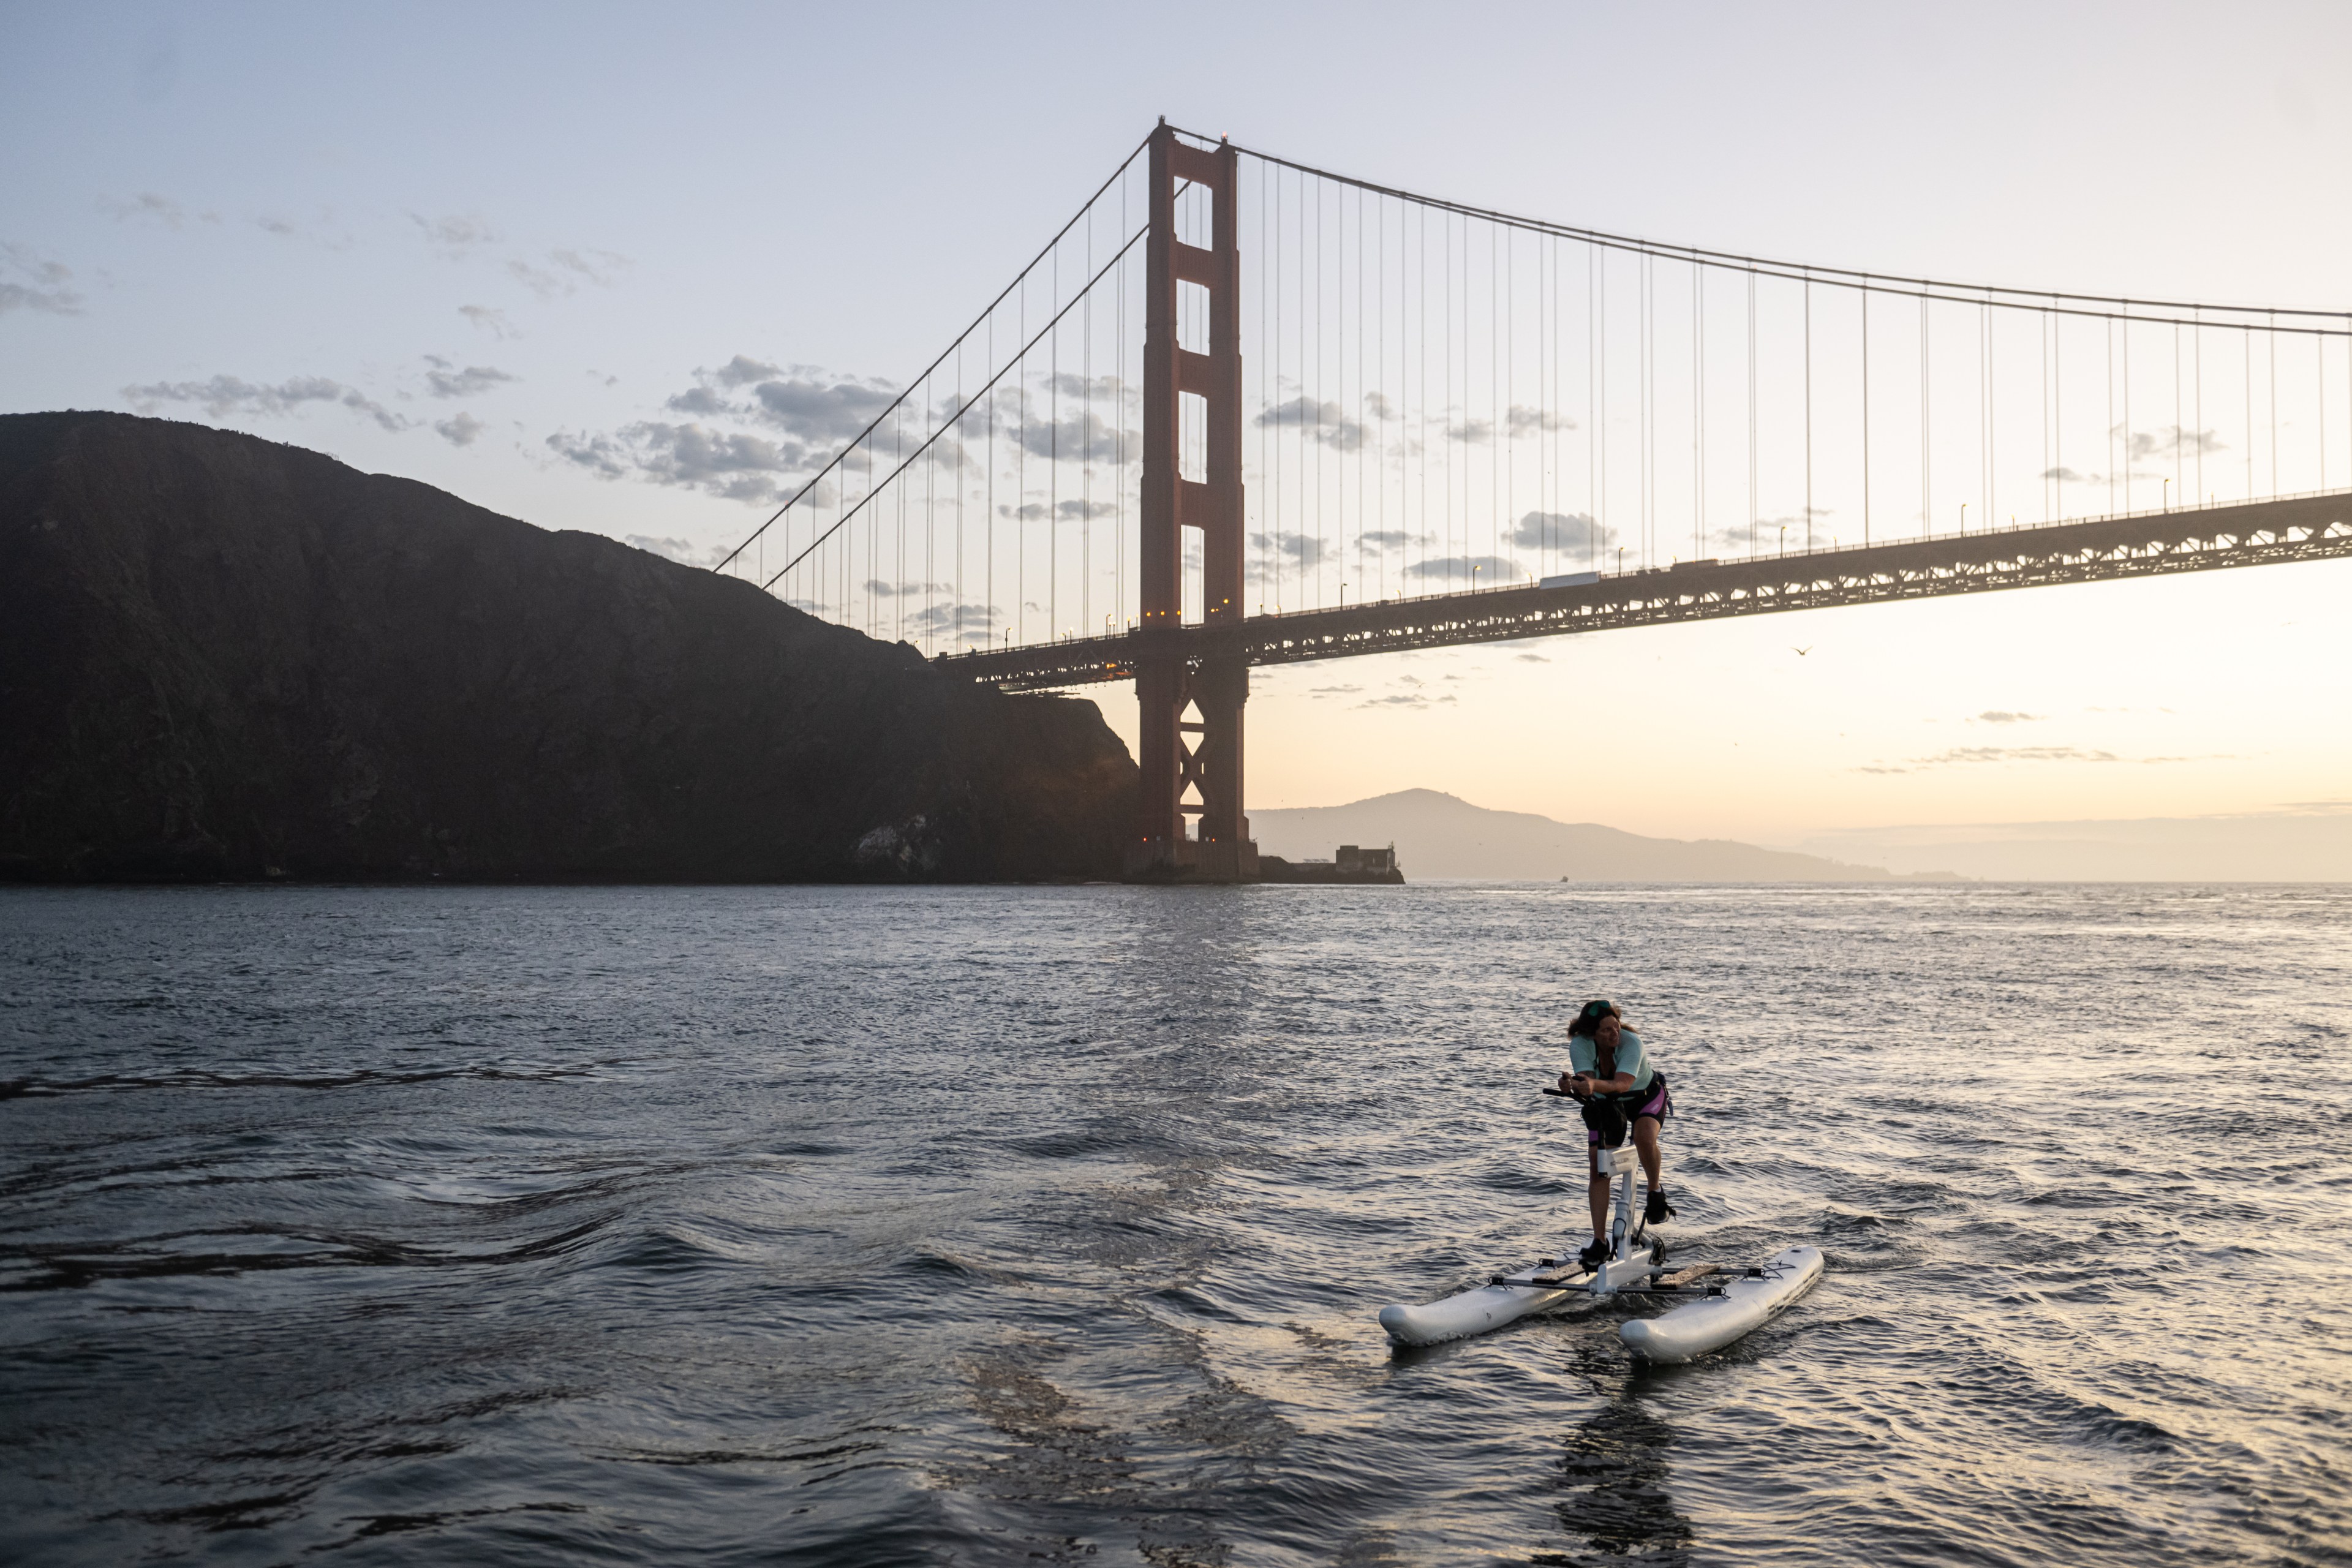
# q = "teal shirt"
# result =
<box><xmin>1568</xmin><ymin>1029</ymin><xmax>1653</xmax><ymax>1093</ymax></box>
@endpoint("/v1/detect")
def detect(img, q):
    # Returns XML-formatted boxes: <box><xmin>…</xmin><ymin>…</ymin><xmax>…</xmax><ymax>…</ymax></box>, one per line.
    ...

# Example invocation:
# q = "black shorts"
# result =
<box><xmin>1583</xmin><ymin>1071</ymin><xmax>1672</xmax><ymax>1148</ymax></box>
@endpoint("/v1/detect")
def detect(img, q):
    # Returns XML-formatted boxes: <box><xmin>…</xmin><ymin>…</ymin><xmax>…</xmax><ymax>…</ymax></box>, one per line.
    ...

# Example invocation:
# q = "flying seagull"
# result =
<box><xmin>1790</xmin><ymin>645</ymin><xmax>1813</xmax><ymax>657</ymax></box>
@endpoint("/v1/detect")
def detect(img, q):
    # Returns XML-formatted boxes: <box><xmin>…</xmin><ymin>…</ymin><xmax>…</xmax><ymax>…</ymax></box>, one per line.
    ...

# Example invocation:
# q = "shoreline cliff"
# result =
<box><xmin>0</xmin><ymin>412</ymin><xmax>1136</xmax><ymax>883</ymax></box>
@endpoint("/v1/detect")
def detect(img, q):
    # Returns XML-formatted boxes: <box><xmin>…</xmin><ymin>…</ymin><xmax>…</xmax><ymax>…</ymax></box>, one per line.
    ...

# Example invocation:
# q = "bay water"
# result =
<box><xmin>2</xmin><ymin>883</ymin><xmax>2347</xmax><ymax>1565</ymax></box>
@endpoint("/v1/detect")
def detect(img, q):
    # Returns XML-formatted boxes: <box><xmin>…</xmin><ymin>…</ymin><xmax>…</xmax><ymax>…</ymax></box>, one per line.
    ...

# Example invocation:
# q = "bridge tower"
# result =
<box><xmin>1127</xmin><ymin>123</ymin><xmax>1259</xmax><ymax>881</ymax></box>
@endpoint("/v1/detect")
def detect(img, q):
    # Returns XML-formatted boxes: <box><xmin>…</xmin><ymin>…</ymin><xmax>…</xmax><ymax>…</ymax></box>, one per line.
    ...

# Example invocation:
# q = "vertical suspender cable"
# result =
<box><xmin>986</xmin><ymin>293</ymin><xmax>995</xmax><ymax>644</ymax></box>
<box><xmin>1804</xmin><ymin>271</ymin><xmax>1813</xmax><ymax>549</ymax></box>
<box><xmin>1050</xmin><ymin>243</ymin><xmax>1058</xmax><ymax>636</ymax></box>
<box><xmin>1921</xmin><ymin>290</ymin><xmax>1931</xmax><ymax>537</ymax></box>
<box><xmin>1117</xmin><ymin>178</ymin><xmax>1127</xmax><ymax>627</ymax></box>
<box><xmin>1081</xmin><ymin>202</ymin><xmax>1091</xmax><ymax>635</ymax></box>
<box><xmin>1016</xmin><ymin>274</ymin><xmax>1025</xmax><ymax>642</ymax></box>
<box><xmin>955</xmin><ymin>334</ymin><xmax>963</xmax><ymax>641</ymax></box>
<box><xmin>2041</xmin><ymin>306</ymin><xmax>2051</xmax><ymax>522</ymax></box>
<box><xmin>1986</xmin><ymin>292</ymin><xmax>1996</xmax><ymax>529</ymax></box>
<box><xmin>2173</xmin><ymin>319</ymin><xmax>2184</xmax><ymax>505</ymax></box>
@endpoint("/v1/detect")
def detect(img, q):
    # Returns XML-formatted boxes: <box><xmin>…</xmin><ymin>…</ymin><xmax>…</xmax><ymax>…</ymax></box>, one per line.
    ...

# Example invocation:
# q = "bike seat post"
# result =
<box><xmin>1599</xmin><ymin>1140</ymin><xmax>1638</xmax><ymax>1260</ymax></box>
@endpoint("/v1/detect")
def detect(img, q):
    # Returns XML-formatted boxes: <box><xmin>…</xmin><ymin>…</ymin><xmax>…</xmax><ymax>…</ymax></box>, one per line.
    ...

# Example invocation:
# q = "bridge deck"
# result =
<box><xmin>938</xmin><ymin>491</ymin><xmax>2352</xmax><ymax>692</ymax></box>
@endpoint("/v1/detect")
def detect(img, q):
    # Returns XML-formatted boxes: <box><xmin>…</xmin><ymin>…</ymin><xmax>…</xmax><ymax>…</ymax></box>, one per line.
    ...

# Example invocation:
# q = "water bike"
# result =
<box><xmin>1376</xmin><ymin>1086</ymin><xmax>1822</xmax><ymax>1362</ymax></box>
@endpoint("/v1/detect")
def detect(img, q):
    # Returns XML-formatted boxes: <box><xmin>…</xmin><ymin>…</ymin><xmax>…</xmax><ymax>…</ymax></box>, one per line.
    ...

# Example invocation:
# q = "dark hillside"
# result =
<box><xmin>0</xmin><ymin>412</ymin><xmax>1136</xmax><ymax>881</ymax></box>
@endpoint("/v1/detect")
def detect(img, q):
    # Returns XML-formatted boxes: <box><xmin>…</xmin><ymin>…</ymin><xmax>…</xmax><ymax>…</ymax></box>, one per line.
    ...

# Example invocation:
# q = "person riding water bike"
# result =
<box><xmin>1559</xmin><ymin>999</ymin><xmax>1675</xmax><ymax>1269</ymax></box>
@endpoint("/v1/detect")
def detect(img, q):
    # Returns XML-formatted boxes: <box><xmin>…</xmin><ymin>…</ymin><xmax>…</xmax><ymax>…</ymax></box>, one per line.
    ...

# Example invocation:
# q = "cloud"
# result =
<box><xmin>660</xmin><ymin>359</ymin><xmax>902</xmax><ymax>449</ymax></box>
<box><xmin>862</xmin><ymin>579</ymin><xmax>951</xmax><ymax>597</ymax></box>
<box><xmin>550</xmin><ymin>248</ymin><xmax>628</xmax><ymax>287</ymax></box>
<box><xmin>627</xmin><ymin>535</ymin><xmax>729</xmax><ymax>568</ymax></box>
<box><xmin>434</xmin><ymin>412</ymin><xmax>484</xmax><ymax>446</ymax></box>
<box><xmin>0</xmin><ymin>244</ymin><xmax>83</xmax><ymax>315</ymax></box>
<box><xmin>1006</xmin><ymin>405</ymin><xmax>1128</xmax><ymax>464</ymax></box>
<box><xmin>508</xmin><ymin>247</ymin><xmax>631</xmax><ymax>298</ymax></box>
<box><xmin>102</xmin><ymin>192</ymin><xmax>215</xmax><ymax>229</ymax></box>
<box><xmin>908</xmin><ymin>601</ymin><xmax>1000</xmax><ymax>638</ymax></box>
<box><xmin>667</xmin><ymin>386</ymin><xmax>728</xmax><ymax>416</ymax></box>
<box><xmin>554</xmin><ymin>356</ymin><xmax>989</xmax><ymax>508</ymax></box>
<box><xmin>1506</xmin><ymin>405</ymin><xmax>1574</xmax><ymax>436</ymax></box>
<box><xmin>123</xmin><ymin>373</ymin><xmax>409</xmax><ymax>432</ymax></box>
<box><xmin>712</xmin><ymin>355</ymin><xmax>783</xmax><ymax>386</ymax></box>
<box><xmin>547</xmin><ymin>420</ymin><xmax>799</xmax><ymax>503</ymax></box>
<box><xmin>1859</xmin><ymin>745</ymin><xmax>2239</xmax><ymax>772</ymax></box>
<box><xmin>459</xmin><ymin>304</ymin><xmax>516</xmax><ymax>339</ymax></box>
<box><xmin>1251</xmin><ymin>530</ymin><xmax>1329</xmax><ymax>568</ymax></box>
<box><xmin>2045</xmin><ymin>428</ymin><xmax>2224</xmax><ymax>489</ymax></box>
<box><xmin>422</xmin><ymin>358</ymin><xmax>516</xmax><ymax>399</ymax></box>
<box><xmin>1309</xmin><ymin>684</ymin><xmax>1363</xmax><ymax>698</ymax></box>
<box><xmin>1937</xmin><ymin>747</ymin><xmax>2119</xmax><ymax>764</ymax></box>
<box><xmin>545</xmin><ymin>429</ymin><xmax>628</xmax><ymax>480</ymax></box>
<box><xmin>1508</xmin><ymin>510</ymin><xmax>1612</xmax><ymax>552</ymax></box>
<box><xmin>1005</xmin><ymin>498</ymin><xmax>1117</xmax><ymax>522</ymax></box>
<box><xmin>754</xmin><ymin>375</ymin><xmax>900</xmax><ymax>442</ymax></box>
<box><xmin>1257</xmin><ymin>396</ymin><xmax>1364</xmax><ymax>451</ymax></box>
<box><xmin>1020</xmin><ymin>498</ymin><xmax>1117</xmax><ymax>521</ymax></box>
<box><xmin>616</xmin><ymin>423</ymin><xmax>797</xmax><ymax>500</ymax></box>
<box><xmin>1363</xmin><ymin>391</ymin><xmax>1399</xmax><ymax>421</ymax></box>
<box><xmin>413</xmin><ymin>213</ymin><xmax>497</xmax><ymax>255</ymax></box>
<box><xmin>1445</xmin><ymin>417</ymin><xmax>1491</xmax><ymax>444</ymax></box>
<box><xmin>2125</xmin><ymin>425</ymin><xmax>2224</xmax><ymax>461</ymax></box>
<box><xmin>1358</xmin><ymin>691</ymin><xmax>1458</xmax><ymax>709</ymax></box>
<box><xmin>1405</xmin><ymin>554</ymin><xmax>1519</xmax><ymax>582</ymax></box>
<box><xmin>1515</xmin><ymin>652</ymin><xmax>1550</xmax><ymax>663</ymax></box>
<box><xmin>1972</xmin><ymin>710</ymin><xmax>2044</xmax><ymax>724</ymax></box>
<box><xmin>1359</xmin><ymin>529</ymin><xmax>1428</xmax><ymax>549</ymax></box>
<box><xmin>251</xmin><ymin>212</ymin><xmax>352</xmax><ymax>249</ymax></box>
<box><xmin>508</xmin><ymin>259</ymin><xmax>567</xmax><ymax>299</ymax></box>
<box><xmin>1045</xmin><ymin>372</ymin><xmax>1126</xmax><ymax>401</ymax></box>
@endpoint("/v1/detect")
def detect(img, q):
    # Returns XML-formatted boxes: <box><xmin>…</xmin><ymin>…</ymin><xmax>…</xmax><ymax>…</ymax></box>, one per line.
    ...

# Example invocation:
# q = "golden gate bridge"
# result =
<box><xmin>714</xmin><ymin>121</ymin><xmax>2352</xmax><ymax>880</ymax></box>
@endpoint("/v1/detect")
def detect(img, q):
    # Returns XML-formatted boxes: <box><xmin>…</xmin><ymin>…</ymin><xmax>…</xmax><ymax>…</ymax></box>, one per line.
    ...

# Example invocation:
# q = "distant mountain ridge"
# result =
<box><xmin>1250</xmin><ymin>789</ymin><xmax>1956</xmax><ymax>882</ymax></box>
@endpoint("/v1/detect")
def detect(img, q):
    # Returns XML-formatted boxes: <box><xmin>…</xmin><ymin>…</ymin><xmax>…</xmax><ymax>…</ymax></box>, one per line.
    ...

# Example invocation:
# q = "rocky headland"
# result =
<box><xmin>0</xmin><ymin>412</ymin><xmax>1136</xmax><ymax>882</ymax></box>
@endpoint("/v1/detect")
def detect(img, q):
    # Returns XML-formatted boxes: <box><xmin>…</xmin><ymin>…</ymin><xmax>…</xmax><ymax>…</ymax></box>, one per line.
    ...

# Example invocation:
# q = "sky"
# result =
<box><xmin>6</xmin><ymin>1</ymin><xmax>2349</xmax><ymax>850</ymax></box>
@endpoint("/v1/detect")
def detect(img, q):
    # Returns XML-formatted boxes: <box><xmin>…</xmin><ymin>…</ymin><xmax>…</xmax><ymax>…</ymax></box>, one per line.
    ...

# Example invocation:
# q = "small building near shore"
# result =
<box><xmin>1257</xmin><ymin>842</ymin><xmax>1405</xmax><ymax>884</ymax></box>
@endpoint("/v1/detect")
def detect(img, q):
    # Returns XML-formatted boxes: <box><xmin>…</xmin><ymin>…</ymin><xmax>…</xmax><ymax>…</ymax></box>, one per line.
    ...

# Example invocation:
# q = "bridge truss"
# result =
<box><xmin>943</xmin><ymin>489</ymin><xmax>2352</xmax><ymax>690</ymax></box>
